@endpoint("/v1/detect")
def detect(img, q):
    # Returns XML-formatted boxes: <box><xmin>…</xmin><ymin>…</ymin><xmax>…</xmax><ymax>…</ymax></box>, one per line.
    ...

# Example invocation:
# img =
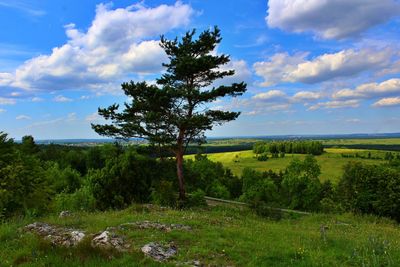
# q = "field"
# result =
<box><xmin>186</xmin><ymin>148</ymin><xmax>388</xmax><ymax>182</ymax></box>
<box><xmin>1</xmin><ymin>205</ymin><xmax>400</xmax><ymax>266</ymax></box>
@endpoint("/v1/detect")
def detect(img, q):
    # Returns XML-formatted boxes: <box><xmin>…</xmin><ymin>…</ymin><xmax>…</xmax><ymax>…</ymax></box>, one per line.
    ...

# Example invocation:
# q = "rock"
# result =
<box><xmin>59</xmin><ymin>210</ymin><xmax>73</xmax><ymax>218</ymax></box>
<box><xmin>91</xmin><ymin>231</ymin><xmax>130</xmax><ymax>252</ymax></box>
<box><xmin>120</xmin><ymin>221</ymin><xmax>192</xmax><ymax>232</ymax></box>
<box><xmin>25</xmin><ymin>222</ymin><xmax>85</xmax><ymax>247</ymax></box>
<box><xmin>141</xmin><ymin>242</ymin><xmax>177</xmax><ymax>261</ymax></box>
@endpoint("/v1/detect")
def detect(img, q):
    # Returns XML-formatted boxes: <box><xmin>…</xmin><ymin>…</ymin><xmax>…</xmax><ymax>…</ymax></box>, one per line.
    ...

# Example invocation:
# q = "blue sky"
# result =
<box><xmin>1</xmin><ymin>0</ymin><xmax>400</xmax><ymax>139</ymax></box>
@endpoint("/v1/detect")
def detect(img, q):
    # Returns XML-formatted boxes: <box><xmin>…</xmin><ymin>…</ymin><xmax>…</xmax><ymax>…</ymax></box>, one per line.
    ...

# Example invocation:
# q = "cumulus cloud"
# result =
<box><xmin>254</xmin><ymin>48</ymin><xmax>395</xmax><ymax>86</ymax></box>
<box><xmin>291</xmin><ymin>91</ymin><xmax>322</xmax><ymax>102</ymax></box>
<box><xmin>333</xmin><ymin>78</ymin><xmax>400</xmax><ymax>99</ymax></box>
<box><xmin>266</xmin><ymin>0</ymin><xmax>400</xmax><ymax>39</ymax></box>
<box><xmin>53</xmin><ymin>95</ymin><xmax>72</xmax><ymax>102</ymax></box>
<box><xmin>0</xmin><ymin>2</ymin><xmax>194</xmax><ymax>93</ymax></box>
<box><xmin>252</xmin><ymin>90</ymin><xmax>287</xmax><ymax>101</ymax></box>
<box><xmin>16</xmin><ymin>115</ymin><xmax>31</xmax><ymax>120</ymax></box>
<box><xmin>372</xmin><ymin>97</ymin><xmax>400</xmax><ymax>107</ymax></box>
<box><xmin>308</xmin><ymin>100</ymin><xmax>360</xmax><ymax>110</ymax></box>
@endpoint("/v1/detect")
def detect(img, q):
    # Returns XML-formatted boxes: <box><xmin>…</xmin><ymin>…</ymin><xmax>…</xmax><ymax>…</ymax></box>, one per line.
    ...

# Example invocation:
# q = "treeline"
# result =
<box><xmin>341</xmin><ymin>151</ymin><xmax>400</xmax><ymax>160</ymax></box>
<box><xmin>2</xmin><ymin>131</ymin><xmax>400</xmax><ymax>223</ymax></box>
<box><xmin>0</xmin><ymin>132</ymin><xmax>242</xmax><ymax>218</ymax></box>
<box><xmin>253</xmin><ymin>140</ymin><xmax>324</xmax><ymax>156</ymax></box>
<box><xmin>325</xmin><ymin>144</ymin><xmax>400</xmax><ymax>152</ymax></box>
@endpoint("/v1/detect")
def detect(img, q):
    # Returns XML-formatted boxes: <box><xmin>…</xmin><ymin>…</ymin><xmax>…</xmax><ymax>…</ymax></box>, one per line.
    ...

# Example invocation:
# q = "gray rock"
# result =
<box><xmin>120</xmin><ymin>221</ymin><xmax>192</xmax><ymax>232</ymax></box>
<box><xmin>25</xmin><ymin>222</ymin><xmax>85</xmax><ymax>247</ymax></box>
<box><xmin>91</xmin><ymin>231</ymin><xmax>130</xmax><ymax>252</ymax></box>
<box><xmin>141</xmin><ymin>242</ymin><xmax>177</xmax><ymax>261</ymax></box>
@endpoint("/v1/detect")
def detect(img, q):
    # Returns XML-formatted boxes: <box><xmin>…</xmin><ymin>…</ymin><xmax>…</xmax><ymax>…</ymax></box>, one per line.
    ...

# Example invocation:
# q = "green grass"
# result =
<box><xmin>186</xmin><ymin>148</ymin><xmax>387</xmax><ymax>182</ymax></box>
<box><xmin>1</xmin><ymin>205</ymin><xmax>400</xmax><ymax>266</ymax></box>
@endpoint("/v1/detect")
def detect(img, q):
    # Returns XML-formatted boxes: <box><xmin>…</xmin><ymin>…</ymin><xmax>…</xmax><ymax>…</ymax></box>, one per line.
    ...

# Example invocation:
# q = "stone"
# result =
<box><xmin>141</xmin><ymin>242</ymin><xmax>177</xmax><ymax>261</ymax></box>
<box><xmin>91</xmin><ymin>231</ymin><xmax>130</xmax><ymax>252</ymax></box>
<box><xmin>25</xmin><ymin>222</ymin><xmax>85</xmax><ymax>247</ymax></box>
<box><xmin>120</xmin><ymin>221</ymin><xmax>192</xmax><ymax>232</ymax></box>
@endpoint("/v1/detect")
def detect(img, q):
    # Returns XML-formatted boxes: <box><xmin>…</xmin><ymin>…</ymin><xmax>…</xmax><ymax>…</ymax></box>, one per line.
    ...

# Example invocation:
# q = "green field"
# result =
<box><xmin>186</xmin><ymin>148</ymin><xmax>387</xmax><ymax>182</ymax></box>
<box><xmin>1</xmin><ymin>205</ymin><xmax>400</xmax><ymax>266</ymax></box>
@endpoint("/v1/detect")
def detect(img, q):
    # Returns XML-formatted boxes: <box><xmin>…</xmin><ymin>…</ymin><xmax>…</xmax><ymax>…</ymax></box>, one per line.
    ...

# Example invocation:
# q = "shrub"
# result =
<box><xmin>151</xmin><ymin>180</ymin><xmax>177</xmax><ymax>207</ymax></box>
<box><xmin>52</xmin><ymin>186</ymin><xmax>96</xmax><ymax>212</ymax></box>
<box><xmin>185</xmin><ymin>189</ymin><xmax>207</xmax><ymax>208</ymax></box>
<box><xmin>338</xmin><ymin>162</ymin><xmax>400</xmax><ymax>221</ymax></box>
<box><xmin>257</xmin><ymin>153</ymin><xmax>268</xmax><ymax>161</ymax></box>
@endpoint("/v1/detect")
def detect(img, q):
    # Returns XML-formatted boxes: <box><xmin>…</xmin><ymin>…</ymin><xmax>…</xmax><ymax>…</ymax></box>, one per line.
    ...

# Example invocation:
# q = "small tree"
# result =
<box><xmin>92</xmin><ymin>27</ymin><xmax>246</xmax><ymax>201</ymax></box>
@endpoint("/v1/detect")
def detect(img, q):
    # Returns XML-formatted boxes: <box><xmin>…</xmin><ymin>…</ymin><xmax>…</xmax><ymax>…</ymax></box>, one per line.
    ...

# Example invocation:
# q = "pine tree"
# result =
<box><xmin>92</xmin><ymin>27</ymin><xmax>247</xmax><ymax>201</ymax></box>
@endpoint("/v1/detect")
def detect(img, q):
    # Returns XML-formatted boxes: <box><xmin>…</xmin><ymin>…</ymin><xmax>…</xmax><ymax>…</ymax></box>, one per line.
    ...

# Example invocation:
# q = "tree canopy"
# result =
<box><xmin>92</xmin><ymin>26</ymin><xmax>247</xmax><ymax>200</ymax></box>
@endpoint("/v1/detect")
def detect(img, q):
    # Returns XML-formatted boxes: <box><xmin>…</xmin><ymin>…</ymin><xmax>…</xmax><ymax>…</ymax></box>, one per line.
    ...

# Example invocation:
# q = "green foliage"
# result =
<box><xmin>281</xmin><ymin>155</ymin><xmax>322</xmax><ymax>211</ymax></box>
<box><xmin>88</xmin><ymin>148</ymin><xmax>170</xmax><ymax>210</ymax></box>
<box><xmin>253</xmin><ymin>140</ymin><xmax>324</xmax><ymax>156</ymax></box>
<box><xmin>256</xmin><ymin>152</ymin><xmax>268</xmax><ymax>161</ymax></box>
<box><xmin>20</xmin><ymin>135</ymin><xmax>39</xmax><ymax>155</ymax></box>
<box><xmin>0</xmin><ymin>132</ymin><xmax>14</xmax><ymax>167</ymax></box>
<box><xmin>150</xmin><ymin>180</ymin><xmax>177</xmax><ymax>207</ymax></box>
<box><xmin>0</xmin><ymin>152</ymin><xmax>51</xmax><ymax>217</ymax></box>
<box><xmin>92</xmin><ymin>27</ymin><xmax>247</xmax><ymax>200</ymax></box>
<box><xmin>185</xmin><ymin>189</ymin><xmax>207</xmax><ymax>207</ymax></box>
<box><xmin>44</xmin><ymin>163</ymin><xmax>82</xmax><ymax>194</ymax></box>
<box><xmin>185</xmin><ymin>154</ymin><xmax>242</xmax><ymax>199</ymax></box>
<box><xmin>52</xmin><ymin>186</ymin><xmax>96</xmax><ymax>212</ymax></box>
<box><xmin>338</xmin><ymin>161</ymin><xmax>400</xmax><ymax>221</ymax></box>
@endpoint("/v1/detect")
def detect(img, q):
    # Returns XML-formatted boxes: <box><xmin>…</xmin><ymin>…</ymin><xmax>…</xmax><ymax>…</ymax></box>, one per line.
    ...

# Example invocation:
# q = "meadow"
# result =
<box><xmin>1</xmin><ymin>205</ymin><xmax>400</xmax><ymax>266</ymax></box>
<box><xmin>186</xmin><ymin>148</ymin><xmax>388</xmax><ymax>182</ymax></box>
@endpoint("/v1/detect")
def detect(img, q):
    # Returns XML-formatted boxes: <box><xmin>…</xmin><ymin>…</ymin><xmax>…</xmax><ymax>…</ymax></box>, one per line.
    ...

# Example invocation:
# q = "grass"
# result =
<box><xmin>1</xmin><ymin>205</ymin><xmax>400</xmax><ymax>266</ymax></box>
<box><xmin>186</xmin><ymin>148</ymin><xmax>387</xmax><ymax>182</ymax></box>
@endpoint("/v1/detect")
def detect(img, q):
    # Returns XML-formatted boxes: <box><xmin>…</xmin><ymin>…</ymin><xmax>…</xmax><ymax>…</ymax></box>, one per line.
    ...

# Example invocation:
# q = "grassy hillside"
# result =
<box><xmin>1</xmin><ymin>205</ymin><xmax>399</xmax><ymax>266</ymax></box>
<box><xmin>186</xmin><ymin>148</ymin><xmax>387</xmax><ymax>182</ymax></box>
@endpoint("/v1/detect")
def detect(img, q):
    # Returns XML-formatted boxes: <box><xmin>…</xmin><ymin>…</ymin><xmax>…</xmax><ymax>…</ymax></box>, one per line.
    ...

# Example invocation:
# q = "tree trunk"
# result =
<box><xmin>176</xmin><ymin>150</ymin><xmax>186</xmax><ymax>201</ymax></box>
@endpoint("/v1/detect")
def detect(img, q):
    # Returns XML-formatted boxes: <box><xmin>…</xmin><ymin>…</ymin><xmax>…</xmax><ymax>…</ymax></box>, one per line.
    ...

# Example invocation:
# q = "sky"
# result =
<box><xmin>1</xmin><ymin>0</ymin><xmax>400</xmax><ymax>139</ymax></box>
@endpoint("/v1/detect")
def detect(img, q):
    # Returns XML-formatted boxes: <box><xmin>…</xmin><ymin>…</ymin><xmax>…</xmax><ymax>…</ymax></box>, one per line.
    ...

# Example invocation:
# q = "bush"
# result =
<box><xmin>151</xmin><ymin>180</ymin><xmax>177</xmax><ymax>207</ymax></box>
<box><xmin>52</xmin><ymin>186</ymin><xmax>96</xmax><ymax>212</ymax></box>
<box><xmin>185</xmin><ymin>189</ymin><xmax>207</xmax><ymax>208</ymax></box>
<box><xmin>338</xmin><ymin>162</ymin><xmax>400</xmax><ymax>221</ymax></box>
<box><xmin>257</xmin><ymin>153</ymin><xmax>268</xmax><ymax>161</ymax></box>
<box><xmin>281</xmin><ymin>155</ymin><xmax>322</xmax><ymax>211</ymax></box>
<box><xmin>88</xmin><ymin>149</ymin><xmax>173</xmax><ymax>210</ymax></box>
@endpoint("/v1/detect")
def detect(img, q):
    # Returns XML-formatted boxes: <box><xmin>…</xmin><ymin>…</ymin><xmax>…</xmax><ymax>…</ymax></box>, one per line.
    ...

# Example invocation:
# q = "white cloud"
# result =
<box><xmin>372</xmin><ymin>97</ymin><xmax>400</xmax><ymax>107</ymax></box>
<box><xmin>333</xmin><ymin>78</ymin><xmax>400</xmax><ymax>99</ymax></box>
<box><xmin>253</xmin><ymin>52</ymin><xmax>306</xmax><ymax>86</ymax></box>
<box><xmin>254</xmin><ymin>48</ymin><xmax>394</xmax><ymax>86</ymax></box>
<box><xmin>267</xmin><ymin>0</ymin><xmax>400</xmax><ymax>39</ymax></box>
<box><xmin>85</xmin><ymin>112</ymin><xmax>105</xmax><ymax>122</ymax></box>
<box><xmin>252</xmin><ymin>90</ymin><xmax>287</xmax><ymax>101</ymax></box>
<box><xmin>31</xmin><ymin>97</ymin><xmax>43</xmax><ymax>102</ymax></box>
<box><xmin>53</xmin><ymin>95</ymin><xmax>72</xmax><ymax>102</ymax></box>
<box><xmin>0</xmin><ymin>108</ymin><xmax>5</xmax><ymax>113</ymax></box>
<box><xmin>291</xmin><ymin>91</ymin><xmax>322</xmax><ymax>102</ymax></box>
<box><xmin>219</xmin><ymin>59</ymin><xmax>252</xmax><ymax>84</ymax></box>
<box><xmin>0</xmin><ymin>97</ymin><xmax>16</xmax><ymax>105</ymax></box>
<box><xmin>308</xmin><ymin>100</ymin><xmax>360</xmax><ymax>110</ymax></box>
<box><xmin>0</xmin><ymin>2</ymin><xmax>194</xmax><ymax>93</ymax></box>
<box><xmin>16</xmin><ymin>115</ymin><xmax>31</xmax><ymax>120</ymax></box>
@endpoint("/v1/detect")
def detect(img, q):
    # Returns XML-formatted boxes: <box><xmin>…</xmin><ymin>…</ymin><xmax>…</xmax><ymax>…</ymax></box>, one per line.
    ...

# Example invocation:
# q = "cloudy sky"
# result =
<box><xmin>1</xmin><ymin>0</ymin><xmax>400</xmax><ymax>139</ymax></box>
